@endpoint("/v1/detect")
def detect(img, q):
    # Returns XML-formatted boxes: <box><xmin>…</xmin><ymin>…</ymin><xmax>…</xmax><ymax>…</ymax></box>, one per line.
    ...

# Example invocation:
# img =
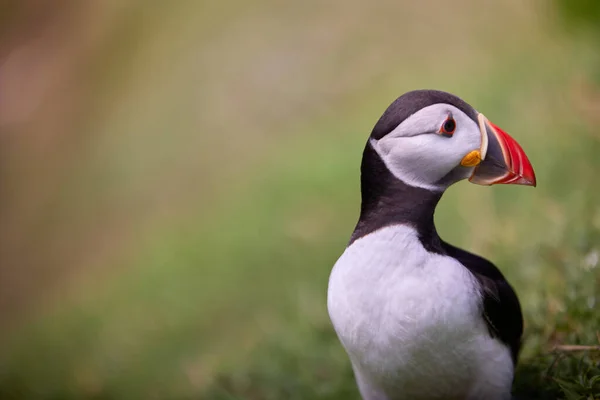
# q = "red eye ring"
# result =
<box><xmin>440</xmin><ymin>116</ymin><xmax>456</xmax><ymax>137</ymax></box>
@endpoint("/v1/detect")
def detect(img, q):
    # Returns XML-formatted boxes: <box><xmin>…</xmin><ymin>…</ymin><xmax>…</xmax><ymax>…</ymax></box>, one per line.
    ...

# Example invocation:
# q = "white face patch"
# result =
<box><xmin>371</xmin><ymin>104</ymin><xmax>482</xmax><ymax>191</ymax></box>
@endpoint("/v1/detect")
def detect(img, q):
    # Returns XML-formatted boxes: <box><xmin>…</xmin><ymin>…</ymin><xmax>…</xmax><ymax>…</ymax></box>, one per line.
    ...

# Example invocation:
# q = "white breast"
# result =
<box><xmin>327</xmin><ymin>225</ymin><xmax>514</xmax><ymax>400</ymax></box>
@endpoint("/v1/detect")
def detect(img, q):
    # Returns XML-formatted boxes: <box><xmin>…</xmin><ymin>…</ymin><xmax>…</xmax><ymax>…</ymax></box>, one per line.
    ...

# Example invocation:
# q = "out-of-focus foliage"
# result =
<box><xmin>554</xmin><ymin>0</ymin><xmax>600</xmax><ymax>32</ymax></box>
<box><xmin>554</xmin><ymin>0</ymin><xmax>600</xmax><ymax>85</ymax></box>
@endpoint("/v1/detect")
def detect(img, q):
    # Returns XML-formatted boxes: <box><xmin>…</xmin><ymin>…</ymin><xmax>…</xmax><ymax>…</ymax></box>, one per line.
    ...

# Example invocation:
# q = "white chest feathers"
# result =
<box><xmin>327</xmin><ymin>225</ymin><xmax>514</xmax><ymax>400</ymax></box>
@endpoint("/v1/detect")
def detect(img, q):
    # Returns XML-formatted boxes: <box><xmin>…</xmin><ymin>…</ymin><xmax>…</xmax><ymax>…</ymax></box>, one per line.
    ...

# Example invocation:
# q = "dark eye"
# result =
<box><xmin>440</xmin><ymin>117</ymin><xmax>456</xmax><ymax>137</ymax></box>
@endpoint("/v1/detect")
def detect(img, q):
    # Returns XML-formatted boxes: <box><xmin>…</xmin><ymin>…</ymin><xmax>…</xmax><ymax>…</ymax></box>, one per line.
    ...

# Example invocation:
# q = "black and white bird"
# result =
<box><xmin>327</xmin><ymin>90</ymin><xmax>536</xmax><ymax>400</ymax></box>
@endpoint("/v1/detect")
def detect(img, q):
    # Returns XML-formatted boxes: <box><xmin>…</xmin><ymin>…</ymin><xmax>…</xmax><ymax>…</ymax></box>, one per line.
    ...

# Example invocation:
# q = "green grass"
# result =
<box><xmin>1</xmin><ymin>1</ymin><xmax>600</xmax><ymax>399</ymax></box>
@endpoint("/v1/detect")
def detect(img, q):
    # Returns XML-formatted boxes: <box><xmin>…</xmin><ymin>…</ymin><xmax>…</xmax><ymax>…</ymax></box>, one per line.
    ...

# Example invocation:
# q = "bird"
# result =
<box><xmin>327</xmin><ymin>89</ymin><xmax>536</xmax><ymax>400</ymax></box>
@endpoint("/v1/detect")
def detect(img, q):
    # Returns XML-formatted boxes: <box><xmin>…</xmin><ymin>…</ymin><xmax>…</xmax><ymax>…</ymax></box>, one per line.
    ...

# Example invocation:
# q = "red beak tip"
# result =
<box><xmin>530</xmin><ymin>177</ymin><xmax>537</xmax><ymax>187</ymax></box>
<box><xmin>521</xmin><ymin>165</ymin><xmax>537</xmax><ymax>187</ymax></box>
<box><xmin>522</xmin><ymin>178</ymin><xmax>537</xmax><ymax>187</ymax></box>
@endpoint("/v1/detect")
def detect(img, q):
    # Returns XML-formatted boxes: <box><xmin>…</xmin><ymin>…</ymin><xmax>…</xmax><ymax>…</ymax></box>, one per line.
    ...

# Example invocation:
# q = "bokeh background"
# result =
<box><xmin>1</xmin><ymin>1</ymin><xmax>599</xmax><ymax>399</ymax></box>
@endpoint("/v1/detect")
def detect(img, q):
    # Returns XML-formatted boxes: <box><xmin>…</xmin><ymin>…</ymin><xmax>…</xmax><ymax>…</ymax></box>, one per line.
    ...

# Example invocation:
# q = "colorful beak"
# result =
<box><xmin>468</xmin><ymin>114</ymin><xmax>536</xmax><ymax>187</ymax></box>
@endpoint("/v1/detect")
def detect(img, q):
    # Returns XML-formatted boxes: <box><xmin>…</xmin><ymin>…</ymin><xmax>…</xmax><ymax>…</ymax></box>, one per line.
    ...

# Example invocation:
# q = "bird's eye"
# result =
<box><xmin>440</xmin><ymin>117</ymin><xmax>456</xmax><ymax>137</ymax></box>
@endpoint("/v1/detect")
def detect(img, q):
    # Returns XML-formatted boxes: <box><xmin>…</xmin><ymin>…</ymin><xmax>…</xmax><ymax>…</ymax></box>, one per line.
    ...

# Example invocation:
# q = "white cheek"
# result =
<box><xmin>429</xmin><ymin>133</ymin><xmax>480</xmax><ymax>167</ymax></box>
<box><xmin>375</xmin><ymin>136</ymin><xmax>450</xmax><ymax>190</ymax></box>
<box><xmin>405</xmin><ymin>135</ymin><xmax>464</xmax><ymax>179</ymax></box>
<box><xmin>374</xmin><ymin>130</ymin><xmax>481</xmax><ymax>190</ymax></box>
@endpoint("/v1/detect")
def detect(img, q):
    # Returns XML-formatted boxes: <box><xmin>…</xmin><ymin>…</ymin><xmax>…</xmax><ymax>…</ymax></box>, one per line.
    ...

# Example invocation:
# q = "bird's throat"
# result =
<box><xmin>350</xmin><ymin>142</ymin><xmax>443</xmax><ymax>251</ymax></box>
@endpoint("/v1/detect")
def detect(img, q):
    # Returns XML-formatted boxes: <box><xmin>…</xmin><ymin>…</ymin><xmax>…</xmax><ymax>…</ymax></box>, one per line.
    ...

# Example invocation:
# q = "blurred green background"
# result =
<box><xmin>0</xmin><ymin>1</ymin><xmax>599</xmax><ymax>399</ymax></box>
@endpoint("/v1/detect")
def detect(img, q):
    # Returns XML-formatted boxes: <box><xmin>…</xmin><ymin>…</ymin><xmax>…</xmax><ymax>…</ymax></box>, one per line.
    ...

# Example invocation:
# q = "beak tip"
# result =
<box><xmin>522</xmin><ymin>162</ymin><xmax>537</xmax><ymax>187</ymax></box>
<box><xmin>523</xmin><ymin>178</ymin><xmax>537</xmax><ymax>187</ymax></box>
<box><xmin>530</xmin><ymin>177</ymin><xmax>537</xmax><ymax>187</ymax></box>
<box><xmin>516</xmin><ymin>170</ymin><xmax>536</xmax><ymax>187</ymax></box>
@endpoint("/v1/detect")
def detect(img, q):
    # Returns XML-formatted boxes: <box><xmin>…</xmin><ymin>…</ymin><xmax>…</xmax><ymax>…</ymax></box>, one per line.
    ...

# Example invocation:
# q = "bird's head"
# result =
<box><xmin>369</xmin><ymin>90</ymin><xmax>536</xmax><ymax>192</ymax></box>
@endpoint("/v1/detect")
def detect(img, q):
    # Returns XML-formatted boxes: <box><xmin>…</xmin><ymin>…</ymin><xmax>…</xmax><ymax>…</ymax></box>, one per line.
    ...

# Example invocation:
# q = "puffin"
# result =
<box><xmin>327</xmin><ymin>90</ymin><xmax>536</xmax><ymax>400</ymax></box>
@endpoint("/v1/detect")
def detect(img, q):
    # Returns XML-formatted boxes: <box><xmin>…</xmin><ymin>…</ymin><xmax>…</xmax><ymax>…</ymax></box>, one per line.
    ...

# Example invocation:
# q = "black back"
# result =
<box><xmin>441</xmin><ymin>241</ymin><xmax>523</xmax><ymax>362</ymax></box>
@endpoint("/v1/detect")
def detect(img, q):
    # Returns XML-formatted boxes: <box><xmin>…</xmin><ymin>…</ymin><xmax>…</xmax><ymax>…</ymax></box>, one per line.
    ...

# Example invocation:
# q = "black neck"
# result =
<box><xmin>349</xmin><ymin>142</ymin><xmax>444</xmax><ymax>252</ymax></box>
